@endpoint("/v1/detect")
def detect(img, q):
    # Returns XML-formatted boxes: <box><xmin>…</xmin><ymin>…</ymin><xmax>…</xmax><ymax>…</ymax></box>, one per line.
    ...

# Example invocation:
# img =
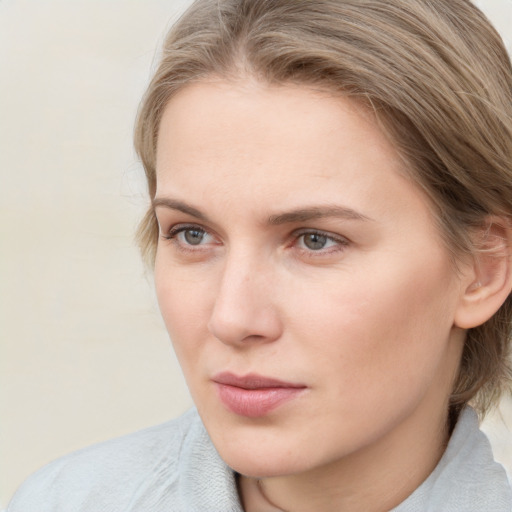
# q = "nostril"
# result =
<box><xmin>207</xmin><ymin>304</ymin><xmax>282</xmax><ymax>346</ymax></box>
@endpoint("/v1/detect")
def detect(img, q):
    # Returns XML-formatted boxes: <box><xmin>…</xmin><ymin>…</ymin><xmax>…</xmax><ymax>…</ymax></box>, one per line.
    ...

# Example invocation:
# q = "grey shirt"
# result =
<box><xmin>6</xmin><ymin>407</ymin><xmax>512</xmax><ymax>511</ymax></box>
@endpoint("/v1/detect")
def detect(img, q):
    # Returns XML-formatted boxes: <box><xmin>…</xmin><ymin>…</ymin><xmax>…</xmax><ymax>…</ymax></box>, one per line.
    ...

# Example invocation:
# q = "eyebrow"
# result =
<box><xmin>267</xmin><ymin>206</ymin><xmax>373</xmax><ymax>225</ymax></box>
<box><xmin>152</xmin><ymin>197</ymin><xmax>373</xmax><ymax>225</ymax></box>
<box><xmin>152</xmin><ymin>197</ymin><xmax>209</xmax><ymax>221</ymax></box>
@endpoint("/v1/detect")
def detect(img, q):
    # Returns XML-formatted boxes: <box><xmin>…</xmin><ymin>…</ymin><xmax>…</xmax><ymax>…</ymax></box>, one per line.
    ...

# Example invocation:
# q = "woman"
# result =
<box><xmin>7</xmin><ymin>0</ymin><xmax>512</xmax><ymax>510</ymax></box>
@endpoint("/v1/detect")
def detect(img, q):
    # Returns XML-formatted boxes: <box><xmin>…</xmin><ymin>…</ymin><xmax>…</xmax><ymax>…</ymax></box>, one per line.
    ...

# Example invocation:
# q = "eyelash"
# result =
<box><xmin>161</xmin><ymin>224</ymin><xmax>349</xmax><ymax>257</ymax></box>
<box><xmin>292</xmin><ymin>228</ymin><xmax>349</xmax><ymax>256</ymax></box>
<box><xmin>161</xmin><ymin>224</ymin><xmax>216</xmax><ymax>253</ymax></box>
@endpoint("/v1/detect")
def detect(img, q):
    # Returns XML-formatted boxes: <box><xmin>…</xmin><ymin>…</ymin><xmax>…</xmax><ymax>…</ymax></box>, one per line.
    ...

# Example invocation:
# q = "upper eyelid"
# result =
<box><xmin>292</xmin><ymin>227</ymin><xmax>349</xmax><ymax>242</ymax></box>
<box><xmin>163</xmin><ymin>222</ymin><xmax>210</xmax><ymax>235</ymax></box>
<box><xmin>168</xmin><ymin>223</ymin><xmax>207</xmax><ymax>233</ymax></box>
<box><xmin>167</xmin><ymin>225</ymin><xmax>345</xmax><ymax>238</ymax></box>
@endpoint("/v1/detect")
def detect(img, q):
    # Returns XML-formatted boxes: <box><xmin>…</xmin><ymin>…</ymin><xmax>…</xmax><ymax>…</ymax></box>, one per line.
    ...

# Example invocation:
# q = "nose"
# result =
<box><xmin>207</xmin><ymin>255</ymin><xmax>282</xmax><ymax>346</ymax></box>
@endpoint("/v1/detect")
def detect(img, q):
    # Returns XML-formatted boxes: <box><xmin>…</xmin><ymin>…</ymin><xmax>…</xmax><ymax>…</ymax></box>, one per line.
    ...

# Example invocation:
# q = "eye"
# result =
<box><xmin>181</xmin><ymin>228</ymin><xmax>206</xmax><ymax>245</ymax></box>
<box><xmin>301</xmin><ymin>233</ymin><xmax>330</xmax><ymax>251</ymax></box>
<box><xmin>294</xmin><ymin>230</ymin><xmax>348</xmax><ymax>253</ymax></box>
<box><xmin>162</xmin><ymin>224</ymin><xmax>216</xmax><ymax>248</ymax></box>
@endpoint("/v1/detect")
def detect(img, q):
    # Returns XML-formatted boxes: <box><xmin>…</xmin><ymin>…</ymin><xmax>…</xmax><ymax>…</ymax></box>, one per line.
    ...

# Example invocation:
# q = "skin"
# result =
<box><xmin>153</xmin><ymin>80</ymin><xmax>471</xmax><ymax>511</ymax></box>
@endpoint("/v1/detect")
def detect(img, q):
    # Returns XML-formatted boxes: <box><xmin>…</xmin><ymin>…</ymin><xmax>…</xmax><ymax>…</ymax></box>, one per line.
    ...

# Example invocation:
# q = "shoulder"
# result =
<box><xmin>394</xmin><ymin>407</ymin><xmax>512</xmax><ymax>512</ymax></box>
<box><xmin>6</xmin><ymin>409</ymin><xmax>201</xmax><ymax>512</ymax></box>
<box><xmin>434</xmin><ymin>407</ymin><xmax>511</xmax><ymax>506</ymax></box>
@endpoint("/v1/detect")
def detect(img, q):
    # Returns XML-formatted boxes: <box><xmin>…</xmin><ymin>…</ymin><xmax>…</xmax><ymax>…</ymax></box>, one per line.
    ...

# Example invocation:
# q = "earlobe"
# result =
<box><xmin>454</xmin><ymin>217</ymin><xmax>512</xmax><ymax>329</ymax></box>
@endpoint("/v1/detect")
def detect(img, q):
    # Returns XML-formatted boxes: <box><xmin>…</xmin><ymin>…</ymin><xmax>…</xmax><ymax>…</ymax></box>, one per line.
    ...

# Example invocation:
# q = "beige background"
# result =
<box><xmin>1</xmin><ymin>0</ymin><xmax>511</xmax><ymax>506</ymax></box>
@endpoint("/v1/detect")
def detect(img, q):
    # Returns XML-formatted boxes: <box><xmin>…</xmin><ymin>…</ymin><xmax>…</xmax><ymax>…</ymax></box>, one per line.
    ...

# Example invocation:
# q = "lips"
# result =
<box><xmin>212</xmin><ymin>372</ymin><xmax>306</xmax><ymax>418</ymax></box>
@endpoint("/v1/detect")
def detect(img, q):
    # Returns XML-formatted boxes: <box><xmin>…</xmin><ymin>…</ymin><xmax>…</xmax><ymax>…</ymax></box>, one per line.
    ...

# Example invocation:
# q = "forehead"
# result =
<box><xmin>157</xmin><ymin>80</ymin><xmax>403</xmax><ymax>179</ymax></box>
<box><xmin>154</xmin><ymin>80</ymin><xmax>434</xmax><ymax>229</ymax></box>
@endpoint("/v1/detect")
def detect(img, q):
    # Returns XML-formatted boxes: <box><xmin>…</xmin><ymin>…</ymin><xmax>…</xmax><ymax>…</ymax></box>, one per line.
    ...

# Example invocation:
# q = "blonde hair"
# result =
<box><xmin>134</xmin><ymin>0</ymin><xmax>512</xmax><ymax>415</ymax></box>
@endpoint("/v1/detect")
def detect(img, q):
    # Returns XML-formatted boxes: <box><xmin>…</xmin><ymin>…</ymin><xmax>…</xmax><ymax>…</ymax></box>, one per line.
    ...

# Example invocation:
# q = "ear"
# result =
<box><xmin>454</xmin><ymin>217</ymin><xmax>512</xmax><ymax>329</ymax></box>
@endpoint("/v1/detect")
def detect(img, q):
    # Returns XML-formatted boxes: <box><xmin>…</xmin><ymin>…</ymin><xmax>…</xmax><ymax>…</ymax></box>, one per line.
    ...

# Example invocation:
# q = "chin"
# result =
<box><xmin>223</xmin><ymin>451</ymin><xmax>308</xmax><ymax>479</ymax></box>
<box><xmin>205</xmin><ymin>422</ymin><xmax>322</xmax><ymax>479</ymax></box>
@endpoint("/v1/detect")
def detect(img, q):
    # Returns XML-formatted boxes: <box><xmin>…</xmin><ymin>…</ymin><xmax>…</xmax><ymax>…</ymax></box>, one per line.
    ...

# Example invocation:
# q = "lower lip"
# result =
<box><xmin>215</xmin><ymin>383</ymin><xmax>305</xmax><ymax>418</ymax></box>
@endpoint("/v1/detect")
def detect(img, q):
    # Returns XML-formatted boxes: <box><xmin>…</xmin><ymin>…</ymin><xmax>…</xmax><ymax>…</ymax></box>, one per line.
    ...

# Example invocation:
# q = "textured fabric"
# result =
<box><xmin>7</xmin><ymin>407</ymin><xmax>511</xmax><ymax>511</ymax></box>
<box><xmin>7</xmin><ymin>409</ymin><xmax>243</xmax><ymax>512</ymax></box>
<box><xmin>391</xmin><ymin>407</ymin><xmax>512</xmax><ymax>511</ymax></box>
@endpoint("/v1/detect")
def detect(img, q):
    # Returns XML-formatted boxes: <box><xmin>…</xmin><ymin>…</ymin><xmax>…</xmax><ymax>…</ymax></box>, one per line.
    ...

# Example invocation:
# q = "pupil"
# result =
<box><xmin>184</xmin><ymin>229</ymin><xmax>204</xmax><ymax>245</ymax></box>
<box><xmin>304</xmin><ymin>233</ymin><xmax>327</xmax><ymax>250</ymax></box>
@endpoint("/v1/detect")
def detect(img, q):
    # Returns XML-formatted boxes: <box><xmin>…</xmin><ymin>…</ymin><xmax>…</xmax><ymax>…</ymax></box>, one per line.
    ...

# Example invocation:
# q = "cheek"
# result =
<box><xmin>289</xmin><ymin>252</ymin><xmax>459</xmax><ymax>397</ymax></box>
<box><xmin>154</xmin><ymin>261</ymin><xmax>212</xmax><ymax>360</ymax></box>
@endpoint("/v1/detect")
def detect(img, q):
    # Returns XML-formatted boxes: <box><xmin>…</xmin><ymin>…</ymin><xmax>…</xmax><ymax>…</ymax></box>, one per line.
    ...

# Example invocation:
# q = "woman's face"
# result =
<box><xmin>153</xmin><ymin>80</ymin><xmax>467</xmax><ymax>478</ymax></box>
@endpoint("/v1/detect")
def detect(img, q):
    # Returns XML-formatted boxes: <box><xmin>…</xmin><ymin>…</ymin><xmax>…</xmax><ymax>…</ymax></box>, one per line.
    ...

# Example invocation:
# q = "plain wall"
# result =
<box><xmin>1</xmin><ymin>0</ymin><xmax>511</xmax><ymax>506</ymax></box>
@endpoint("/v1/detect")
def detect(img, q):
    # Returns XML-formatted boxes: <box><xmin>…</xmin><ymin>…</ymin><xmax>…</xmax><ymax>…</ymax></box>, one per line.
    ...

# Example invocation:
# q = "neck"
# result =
<box><xmin>239</xmin><ymin>401</ymin><xmax>450</xmax><ymax>512</ymax></box>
